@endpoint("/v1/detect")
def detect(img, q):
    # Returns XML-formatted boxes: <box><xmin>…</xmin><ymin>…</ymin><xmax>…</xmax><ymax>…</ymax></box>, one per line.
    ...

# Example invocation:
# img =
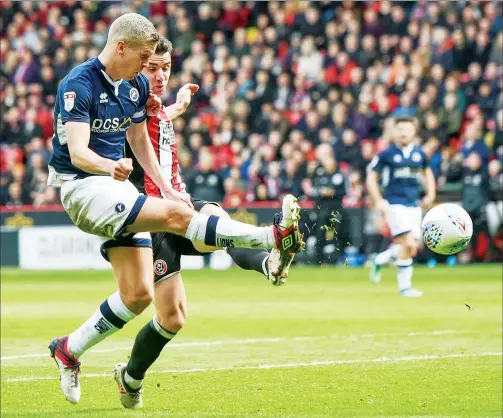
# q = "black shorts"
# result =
<box><xmin>152</xmin><ymin>198</ymin><xmax>220</xmax><ymax>283</ymax></box>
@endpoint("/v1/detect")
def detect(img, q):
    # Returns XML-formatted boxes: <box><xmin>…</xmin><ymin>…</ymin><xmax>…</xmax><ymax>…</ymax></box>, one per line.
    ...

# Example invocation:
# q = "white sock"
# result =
<box><xmin>67</xmin><ymin>291</ymin><xmax>136</xmax><ymax>358</ymax></box>
<box><xmin>375</xmin><ymin>244</ymin><xmax>400</xmax><ymax>265</ymax></box>
<box><xmin>261</xmin><ymin>254</ymin><xmax>269</xmax><ymax>277</ymax></box>
<box><xmin>124</xmin><ymin>370</ymin><xmax>143</xmax><ymax>390</ymax></box>
<box><xmin>396</xmin><ymin>258</ymin><xmax>413</xmax><ymax>291</ymax></box>
<box><xmin>185</xmin><ymin>213</ymin><xmax>276</xmax><ymax>249</ymax></box>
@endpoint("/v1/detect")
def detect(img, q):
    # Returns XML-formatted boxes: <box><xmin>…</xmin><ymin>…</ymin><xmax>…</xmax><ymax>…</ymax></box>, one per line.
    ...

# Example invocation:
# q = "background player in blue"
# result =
<box><xmin>47</xmin><ymin>13</ymin><xmax>304</xmax><ymax>405</ymax></box>
<box><xmin>366</xmin><ymin>117</ymin><xmax>436</xmax><ymax>297</ymax></box>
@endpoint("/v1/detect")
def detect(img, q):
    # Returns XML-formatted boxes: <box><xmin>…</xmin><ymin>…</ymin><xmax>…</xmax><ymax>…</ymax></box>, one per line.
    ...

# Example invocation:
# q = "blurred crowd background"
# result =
<box><xmin>1</xmin><ymin>1</ymin><xmax>502</xmax><ymax>261</ymax></box>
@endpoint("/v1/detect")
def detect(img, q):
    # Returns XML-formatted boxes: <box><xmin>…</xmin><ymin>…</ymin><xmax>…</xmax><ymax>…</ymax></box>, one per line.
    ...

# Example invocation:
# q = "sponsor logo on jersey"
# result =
<box><xmin>99</xmin><ymin>92</ymin><xmax>108</xmax><ymax>103</ymax></box>
<box><xmin>63</xmin><ymin>91</ymin><xmax>76</xmax><ymax>111</ymax></box>
<box><xmin>159</xmin><ymin>120</ymin><xmax>176</xmax><ymax>146</ymax></box>
<box><xmin>130</xmin><ymin>88</ymin><xmax>139</xmax><ymax>102</ymax></box>
<box><xmin>154</xmin><ymin>259</ymin><xmax>168</xmax><ymax>276</ymax></box>
<box><xmin>217</xmin><ymin>238</ymin><xmax>235</xmax><ymax>248</ymax></box>
<box><xmin>393</xmin><ymin>154</ymin><xmax>402</xmax><ymax>163</ymax></box>
<box><xmin>91</xmin><ymin>117</ymin><xmax>131</xmax><ymax>133</ymax></box>
<box><xmin>394</xmin><ymin>167</ymin><xmax>420</xmax><ymax>178</ymax></box>
<box><xmin>94</xmin><ymin>318</ymin><xmax>113</xmax><ymax>334</ymax></box>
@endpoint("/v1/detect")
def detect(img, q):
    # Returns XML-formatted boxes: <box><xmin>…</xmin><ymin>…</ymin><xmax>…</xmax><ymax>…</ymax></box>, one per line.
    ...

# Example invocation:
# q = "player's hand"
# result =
<box><xmin>421</xmin><ymin>194</ymin><xmax>435</xmax><ymax>209</ymax></box>
<box><xmin>376</xmin><ymin>199</ymin><xmax>389</xmax><ymax>212</ymax></box>
<box><xmin>111</xmin><ymin>158</ymin><xmax>133</xmax><ymax>182</ymax></box>
<box><xmin>164</xmin><ymin>188</ymin><xmax>194</xmax><ymax>209</ymax></box>
<box><xmin>176</xmin><ymin>83</ymin><xmax>199</xmax><ymax>110</ymax></box>
<box><xmin>146</xmin><ymin>93</ymin><xmax>162</xmax><ymax>117</ymax></box>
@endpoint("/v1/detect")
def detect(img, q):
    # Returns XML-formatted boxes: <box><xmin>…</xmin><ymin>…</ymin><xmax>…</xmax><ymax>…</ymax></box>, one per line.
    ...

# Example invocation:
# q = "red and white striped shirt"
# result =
<box><xmin>127</xmin><ymin>107</ymin><xmax>187</xmax><ymax>197</ymax></box>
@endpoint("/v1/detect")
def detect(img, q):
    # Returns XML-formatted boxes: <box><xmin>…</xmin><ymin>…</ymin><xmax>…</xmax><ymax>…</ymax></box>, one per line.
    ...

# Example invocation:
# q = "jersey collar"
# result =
<box><xmin>93</xmin><ymin>57</ymin><xmax>123</xmax><ymax>96</ymax></box>
<box><xmin>398</xmin><ymin>143</ymin><xmax>415</xmax><ymax>158</ymax></box>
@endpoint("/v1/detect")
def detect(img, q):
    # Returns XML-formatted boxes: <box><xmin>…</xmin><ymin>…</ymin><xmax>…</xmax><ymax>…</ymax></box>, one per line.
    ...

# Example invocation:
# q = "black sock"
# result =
<box><xmin>126</xmin><ymin>318</ymin><xmax>177</xmax><ymax>380</ymax></box>
<box><xmin>227</xmin><ymin>248</ymin><xmax>269</xmax><ymax>276</ymax></box>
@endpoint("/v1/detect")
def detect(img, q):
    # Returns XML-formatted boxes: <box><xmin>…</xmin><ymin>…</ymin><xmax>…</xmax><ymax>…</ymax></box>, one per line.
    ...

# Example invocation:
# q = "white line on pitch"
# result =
<box><xmin>0</xmin><ymin>329</ymin><xmax>483</xmax><ymax>361</ymax></box>
<box><xmin>4</xmin><ymin>352</ymin><xmax>502</xmax><ymax>383</ymax></box>
<box><xmin>1</xmin><ymin>328</ymin><xmax>498</xmax><ymax>362</ymax></box>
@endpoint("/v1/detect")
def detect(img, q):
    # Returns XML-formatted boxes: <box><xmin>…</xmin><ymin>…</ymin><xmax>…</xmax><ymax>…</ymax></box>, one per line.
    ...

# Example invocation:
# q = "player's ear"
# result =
<box><xmin>116</xmin><ymin>41</ymin><xmax>127</xmax><ymax>56</ymax></box>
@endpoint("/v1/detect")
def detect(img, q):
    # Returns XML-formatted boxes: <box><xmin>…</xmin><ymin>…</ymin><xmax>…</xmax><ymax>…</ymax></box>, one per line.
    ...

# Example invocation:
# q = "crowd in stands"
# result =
<box><xmin>1</xmin><ymin>0</ymin><xmax>502</xmax><ymax>211</ymax></box>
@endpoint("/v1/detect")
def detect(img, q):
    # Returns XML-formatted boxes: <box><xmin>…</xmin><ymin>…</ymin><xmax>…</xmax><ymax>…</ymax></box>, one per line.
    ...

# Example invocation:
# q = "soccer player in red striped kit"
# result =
<box><xmin>113</xmin><ymin>37</ymin><xmax>302</xmax><ymax>408</ymax></box>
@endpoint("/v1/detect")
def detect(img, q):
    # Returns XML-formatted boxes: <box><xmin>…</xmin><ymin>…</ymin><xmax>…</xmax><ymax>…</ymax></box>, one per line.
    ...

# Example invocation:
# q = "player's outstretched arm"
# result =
<box><xmin>164</xmin><ymin>83</ymin><xmax>199</xmax><ymax>120</ymax></box>
<box><xmin>66</xmin><ymin>121</ymin><xmax>131</xmax><ymax>181</ymax></box>
<box><xmin>366</xmin><ymin>157</ymin><xmax>389</xmax><ymax>211</ymax></box>
<box><xmin>126</xmin><ymin>120</ymin><xmax>193</xmax><ymax>208</ymax></box>
<box><xmin>366</xmin><ymin>170</ymin><xmax>384</xmax><ymax>205</ymax></box>
<box><xmin>421</xmin><ymin>167</ymin><xmax>436</xmax><ymax>207</ymax></box>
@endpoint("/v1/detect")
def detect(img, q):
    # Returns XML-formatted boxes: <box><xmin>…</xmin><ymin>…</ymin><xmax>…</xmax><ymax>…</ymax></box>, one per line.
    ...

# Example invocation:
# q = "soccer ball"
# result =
<box><xmin>421</xmin><ymin>203</ymin><xmax>473</xmax><ymax>255</ymax></box>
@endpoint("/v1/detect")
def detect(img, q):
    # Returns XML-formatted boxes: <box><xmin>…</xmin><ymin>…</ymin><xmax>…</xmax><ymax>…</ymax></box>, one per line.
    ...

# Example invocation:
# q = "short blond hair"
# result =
<box><xmin>107</xmin><ymin>13</ymin><xmax>159</xmax><ymax>46</ymax></box>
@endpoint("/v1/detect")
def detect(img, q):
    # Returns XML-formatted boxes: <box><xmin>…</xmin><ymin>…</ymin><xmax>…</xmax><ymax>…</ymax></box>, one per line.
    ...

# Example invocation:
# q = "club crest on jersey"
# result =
<box><xmin>115</xmin><ymin>203</ymin><xmax>126</xmax><ymax>213</ymax></box>
<box><xmin>154</xmin><ymin>259</ymin><xmax>168</xmax><ymax>276</ymax></box>
<box><xmin>63</xmin><ymin>91</ymin><xmax>76</xmax><ymax>111</ymax></box>
<box><xmin>412</xmin><ymin>152</ymin><xmax>422</xmax><ymax>162</ymax></box>
<box><xmin>130</xmin><ymin>88</ymin><xmax>139</xmax><ymax>102</ymax></box>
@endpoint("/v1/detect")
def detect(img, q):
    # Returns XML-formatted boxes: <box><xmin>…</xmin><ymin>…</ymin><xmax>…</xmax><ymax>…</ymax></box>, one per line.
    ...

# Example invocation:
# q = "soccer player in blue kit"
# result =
<box><xmin>47</xmin><ymin>13</ymin><xmax>304</xmax><ymax>404</ymax></box>
<box><xmin>366</xmin><ymin>117</ymin><xmax>436</xmax><ymax>297</ymax></box>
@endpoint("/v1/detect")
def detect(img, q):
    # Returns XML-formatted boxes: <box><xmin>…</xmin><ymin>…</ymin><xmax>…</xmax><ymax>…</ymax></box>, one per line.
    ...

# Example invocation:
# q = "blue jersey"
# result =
<box><xmin>48</xmin><ymin>57</ymin><xmax>149</xmax><ymax>183</ymax></box>
<box><xmin>369</xmin><ymin>142</ymin><xmax>428</xmax><ymax>207</ymax></box>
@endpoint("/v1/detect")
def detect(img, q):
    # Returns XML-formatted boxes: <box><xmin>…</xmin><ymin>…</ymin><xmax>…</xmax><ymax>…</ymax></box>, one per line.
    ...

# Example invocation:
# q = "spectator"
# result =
<box><xmin>473</xmin><ymin>31</ymin><xmax>492</xmax><ymax>67</ymax></box>
<box><xmin>423</xmin><ymin>112</ymin><xmax>447</xmax><ymax>144</ymax></box>
<box><xmin>463</xmin><ymin>62</ymin><xmax>484</xmax><ymax>106</ymax></box>
<box><xmin>358</xmin><ymin>35</ymin><xmax>379</xmax><ymax>68</ymax></box>
<box><xmin>392</xmin><ymin>92</ymin><xmax>416</xmax><ymax>118</ymax></box>
<box><xmin>438</xmin><ymin>94</ymin><xmax>463</xmax><ymax>139</ymax></box>
<box><xmin>186</xmin><ymin>150</ymin><xmax>225</xmax><ymax>202</ymax></box>
<box><xmin>280</xmin><ymin>159</ymin><xmax>302</xmax><ymax>198</ymax></box>
<box><xmin>489</xmin><ymin>31</ymin><xmax>503</xmax><ymax>66</ymax></box>
<box><xmin>451</xmin><ymin>29</ymin><xmax>471</xmax><ymax>72</ymax></box>
<box><xmin>5</xmin><ymin>182</ymin><xmax>25</xmax><ymax>207</ymax></box>
<box><xmin>461</xmin><ymin>123</ymin><xmax>491</xmax><ymax>163</ymax></box>
<box><xmin>335</xmin><ymin>129</ymin><xmax>365</xmax><ymax>174</ymax></box>
<box><xmin>297</xmin><ymin>36</ymin><xmax>323</xmax><ymax>81</ymax></box>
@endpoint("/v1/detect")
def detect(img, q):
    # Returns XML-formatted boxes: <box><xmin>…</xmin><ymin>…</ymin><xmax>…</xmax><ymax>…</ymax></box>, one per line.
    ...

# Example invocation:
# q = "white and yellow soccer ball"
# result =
<box><xmin>421</xmin><ymin>203</ymin><xmax>473</xmax><ymax>255</ymax></box>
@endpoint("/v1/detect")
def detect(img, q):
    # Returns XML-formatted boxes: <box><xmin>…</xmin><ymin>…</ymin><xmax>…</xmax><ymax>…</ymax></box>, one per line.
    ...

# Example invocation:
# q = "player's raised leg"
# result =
<box><xmin>394</xmin><ymin>232</ymin><xmax>422</xmax><ymax>297</ymax></box>
<box><xmin>50</xmin><ymin>244</ymin><xmax>154</xmax><ymax>404</ymax></box>
<box><xmin>194</xmin><ymin>201</ymin><xmax>300</xmax><ymax>286</ymax></box>
<box><xmin>128</xmin><ymin>194</ymin><xmax>304</xmax><ymax>255</ymax></box>
<box><xmin>194</xmin><ymin>203</ymin><xmax>272</xmax><ymax>277</ymax></box>
<box><xmin>114</xmin><ymin>270</ymin><xmax>185</xmax><ymax>408</ymax></box>
<box><xmin>369</xmin><ymin>243</ymin><xmax>400</xmax><ymax>284</ymax></box>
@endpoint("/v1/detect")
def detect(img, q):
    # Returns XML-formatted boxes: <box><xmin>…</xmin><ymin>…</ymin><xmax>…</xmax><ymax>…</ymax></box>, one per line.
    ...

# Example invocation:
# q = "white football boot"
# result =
<box><xmin>399</xmin><ymin>288</ymin><xmax>423</xmax><ymax>297</ymax></box>
<box><xmin>369</xmin><ymin>253</ymin><xmax>382</xmax><ymax>284</ymax></box>
<box><xmin>269</xmin><ymin>194</ymin><xmax>304</xmax><ymax>286</ymax></box>
<box><xmin>48</xmin><ymin>336</ymin><xmax>81</xmax><ymax>404</ymax></box>
<box><xmin>113</xmin><ymin>362</ymin><xmax>143</xmax><ymax>409</ymax></box>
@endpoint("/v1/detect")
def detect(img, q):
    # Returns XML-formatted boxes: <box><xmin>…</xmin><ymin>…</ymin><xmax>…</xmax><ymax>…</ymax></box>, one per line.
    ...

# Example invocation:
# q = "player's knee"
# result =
<box><xmin>157</xmin><ymin>307</ymin><xmax>186</xmax><ymax>332</ymax></box>
<box><xmin>161</xmin><ymin>201</ymin><xmax>194</xmax><ymax>234</ymax></box>
<box><xmin>409</xmin><ymin>242</ymin><xmax>419</xmax><ymax>257</ymax></box>
<box><xmin>403</xmin><ymin>240</ymin><xmax>418</xmax><ymax>258</ymax></box>
<box><xmin>201</xmin><ymin>204</ymin><xmax>229</xmax><ymax>219</ymax></box>
<box><xmin>121</xmin><ymin>285</ymin><xmax>154</xmax><ymax>314</ymax></box>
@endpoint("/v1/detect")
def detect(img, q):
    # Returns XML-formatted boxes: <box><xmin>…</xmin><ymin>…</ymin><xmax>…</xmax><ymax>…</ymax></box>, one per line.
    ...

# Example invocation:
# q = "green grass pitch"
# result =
<box><xmin>1</xmin><ymin>265</ymin><xmax>502</xmax><ymax>417</ymax></box>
